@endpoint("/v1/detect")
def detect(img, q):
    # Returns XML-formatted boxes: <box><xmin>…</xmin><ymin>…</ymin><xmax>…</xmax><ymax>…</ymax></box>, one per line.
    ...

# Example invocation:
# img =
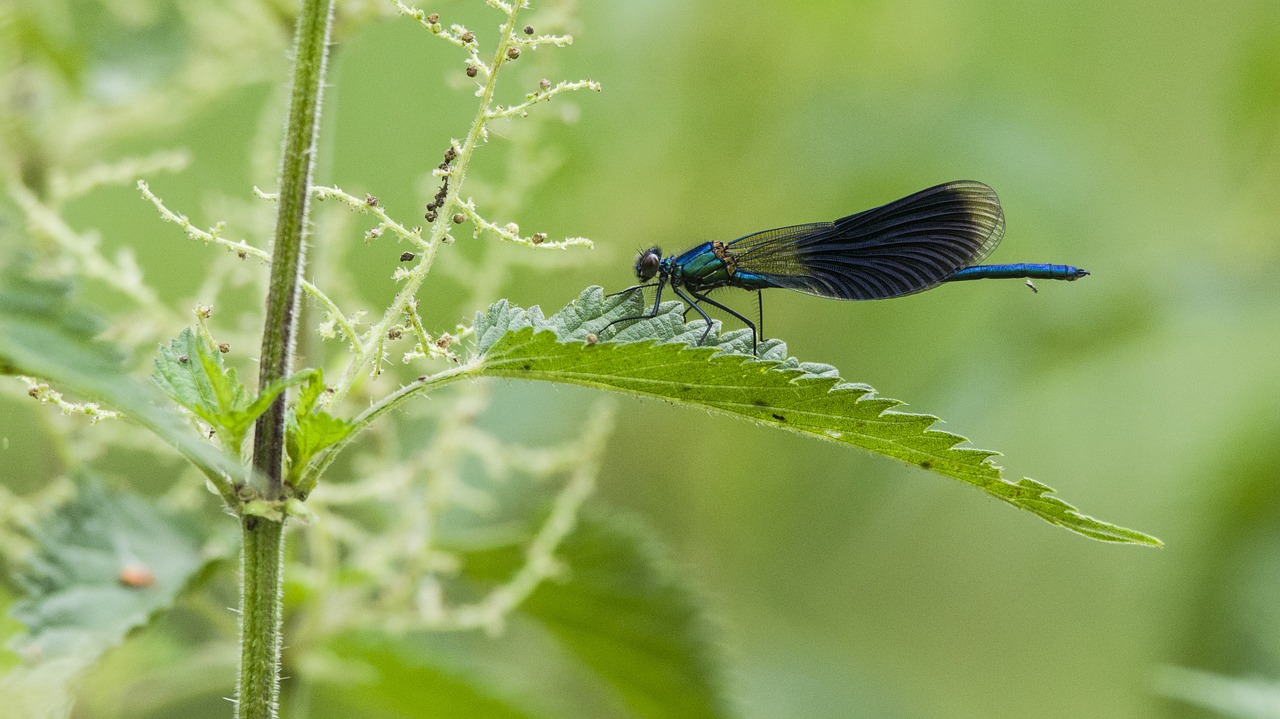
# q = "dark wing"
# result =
<box><xmin>727</xmin><ymin>181</ymin><xmax>1005</xmax><ymax>300</ymax></box>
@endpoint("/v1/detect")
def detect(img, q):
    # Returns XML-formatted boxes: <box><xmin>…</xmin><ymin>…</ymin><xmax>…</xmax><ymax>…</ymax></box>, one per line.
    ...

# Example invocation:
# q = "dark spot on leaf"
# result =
<box><xmin>919</xmin><ymin>460</ymin><xmax>933</xmax><ymax>470</ymax></box>
<box><xmin>753</xmin><ymin>399</ymin><xmax>767</xmax><ymax>407</ymax></box>
<box><xmin>771</xmin><ymin>413</ymin><xmax>785</xmax><ymax>422</ymax></box>
<box><xmin>521</xmin><ymin>363</ymin><xmax>531</xmax><ymax>371</ymax></box>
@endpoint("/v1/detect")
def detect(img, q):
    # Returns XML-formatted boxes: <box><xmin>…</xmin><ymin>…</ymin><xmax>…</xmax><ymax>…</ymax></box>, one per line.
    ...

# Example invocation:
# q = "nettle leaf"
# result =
<box><xmin>0</xmin><ymin>262</ymin><xmax>121</xmax><ymax>378</ymax></box>
<box><xmin>0</xmin><ymin>261</ymin><xmax>247</xmax><ymax>496</ymax></box>
<box><xmin>462</xmin><ymin>514</ymin><xmax>732</xmax><ymax>719</ymax></box>
<box><xmin>310</xmin><ymin>631</ymin><xmax>551</xmax><ymax>719</ymax></box>
<box><xmin>153</xmin><ymin>327</ymin><xmax>295</xmax><ymax>455</ymax></box>
<box><xmin>2</xmin><ymin>476</ymin><xmax>214</xmax><ymax>713</ymax></box>
<box><xmin>287</xmin><ymin>369</ymin><xmax>354</xmax><ymax>493</ymax></box>
<box><xmin>153</xmin><ymin>328</ymin><xmax>250</xmax><ymax>428</ymax></box>
<box><xmin>471</xmin><ymin>286</ymin><xmax>1159</xmax><ymax>546</ymax></box>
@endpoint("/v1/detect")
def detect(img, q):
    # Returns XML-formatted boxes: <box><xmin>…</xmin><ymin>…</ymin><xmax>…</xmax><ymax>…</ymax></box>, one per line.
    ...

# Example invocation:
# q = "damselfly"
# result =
<box><xmin>607</xmin><ymin>181</ymin><xmax>1087</xmax><ymax>353</ymax></box>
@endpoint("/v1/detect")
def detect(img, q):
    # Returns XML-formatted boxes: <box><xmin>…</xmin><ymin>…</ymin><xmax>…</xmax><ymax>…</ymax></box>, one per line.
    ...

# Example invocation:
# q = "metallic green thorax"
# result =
<box><xmin>667</xmin><ymin>240</ymin><xmax>778</xmax><ymax>291</ymax></box>
<box><xmin>669</xmin><ymin>241</ymin><xmax>731</xmax><ymax>285</ymax></box>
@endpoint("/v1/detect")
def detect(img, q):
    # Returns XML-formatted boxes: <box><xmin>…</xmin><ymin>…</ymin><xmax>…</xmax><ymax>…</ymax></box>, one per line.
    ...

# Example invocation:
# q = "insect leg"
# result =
<box><xmin>605</xmin><ymin>281</ymin><xmax>659</xmax><ymax>298</ymax></box>
<box><xmin>688</xmin><ymin>289</ymin><xmax>758</xmax><ymax>354</ymax></box>
<box><xmin>602</xmin><ymin>278</ymin><xmax>667</xmax><ymax>336</ymax></box>
<box><xmin>671</xmin><ymin>285</ymin><xmax>715</xmax><ymax>345</ymax></box>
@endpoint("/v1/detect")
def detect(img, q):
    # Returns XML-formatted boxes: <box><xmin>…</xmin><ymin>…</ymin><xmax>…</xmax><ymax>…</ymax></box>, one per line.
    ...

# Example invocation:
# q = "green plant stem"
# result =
<box><xmin>252</xmin><ymin>0</ymin><xmax>334</xmax><ymax>500</ymax></box>
<box><xmin>236</xmin><ymin>515</ymin><xmax>285</xmax><ymax>719</ymax></box>
<box><xmin>298</xmin><ymin>361</ymin><xmax>477</xmax><ymax>494</ymax></box>
<box><xmin>238</xmin><ymin>0</ymin><xmax>334</xmax><ymax>717</ymax></box>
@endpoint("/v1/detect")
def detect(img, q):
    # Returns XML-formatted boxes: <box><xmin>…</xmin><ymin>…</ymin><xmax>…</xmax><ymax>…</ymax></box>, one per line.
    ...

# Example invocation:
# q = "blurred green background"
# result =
<box><xmin>4</xmin><ymin>0</ymin><xmax>1280</xmax><ymax>717</ymax></box>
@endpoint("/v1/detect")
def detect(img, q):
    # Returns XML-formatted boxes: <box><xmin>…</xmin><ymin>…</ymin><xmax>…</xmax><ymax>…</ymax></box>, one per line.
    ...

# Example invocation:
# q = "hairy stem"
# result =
<box><xmin>236</xmin><ymin>516</ymin><xmax>286</xmax><ymax>719</ymax></box>
<box><xmin>252</xmin><ymin>0</ymin><xmax>334</xmax><ymax>499</ymax></box>
<box><xmin>238</xmin><ymin>0</ymin><xmax>334</xmax><ymax>717</ymax></box>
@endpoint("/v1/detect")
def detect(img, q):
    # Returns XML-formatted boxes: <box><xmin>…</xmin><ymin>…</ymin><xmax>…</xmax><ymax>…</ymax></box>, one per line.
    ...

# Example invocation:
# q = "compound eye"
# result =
<box><xmin>635</xmin><ymin>248</ymin><xmax>661</xmax><ymax>281</ymax></box>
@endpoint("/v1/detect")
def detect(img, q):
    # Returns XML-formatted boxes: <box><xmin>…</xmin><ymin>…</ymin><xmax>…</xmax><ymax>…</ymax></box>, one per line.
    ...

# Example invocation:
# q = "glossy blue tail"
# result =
<box><xmin>945</xmin><ymin>263</ymin><xmax>1089</xmax><ymax>282</ymax></box>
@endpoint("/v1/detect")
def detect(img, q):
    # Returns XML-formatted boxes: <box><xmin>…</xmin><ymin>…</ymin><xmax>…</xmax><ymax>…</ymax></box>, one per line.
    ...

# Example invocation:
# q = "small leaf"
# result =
<box><xmin>0</xmin><ymin>261</ymin><xmax>248</xmax><ymax>499</ymax></box>
<box><xmin>153</xmin><ymin>328</ymin><xmax>294</xmax><ymax>454</ymax></box>
<box><xmin>286</xmin><ymin>369</ymin><xmax>354</xmax><ymax>494</ymax></box>
<box><xmin>471</xmin><ymin>286</ymin><xmax>1160</xmax><ymax>546</ymax></box>
<box><xmin>464</xmin><ymin>515</ymin><xmax>732</xmax><ymax>719</ymax></box>
<box><xmin>2</xmin><ymin>476</ymin><xmax>216</xmax><ymax>711</ymax></box>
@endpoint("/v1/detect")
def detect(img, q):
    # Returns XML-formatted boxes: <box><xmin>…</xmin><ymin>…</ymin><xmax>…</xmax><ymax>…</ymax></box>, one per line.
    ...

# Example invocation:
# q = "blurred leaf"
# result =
<box><xmin>1229</xmin><ymin>7</ymin><xmax>1280</xmax><ymax>154</ymax></box>
<box><xmin>1154</xmin><ymin>665</ymin><xmax>1280</xmax><ymax>719</ymax></box>
<box><xmin>311</xmin><ymin>515</ymin><xmax>730</xmax><ymax>719</ymax></box>
<box><xmin>472</xmin><ymin>287</ymin><xmax>1160</xmax><ymax>546</ymax></box>
<box><xmin>311</xmin><ymin>634</ymin><xmax>552</xmax><ymax>719</ymax></box>
<box><xmin>465</xmin><ymin>514</ymin><xmax>732</xmax><ymax>719</ymax></box>
<box><xmin>0</xmin><ymin>659</ymin><xmax>81</xmax><ymax>719</ymax></box>
<box><xmin>1</xmin><ymin>476</ymin><xmax>212</xmax><ymax>716</ymax></box>
<box><xmin>0</xmin><ymin>261</ymin><xmax>125</xmax><ymax>379</ymax></box>
<box><xmin>0</xmin><ymin>260</ymin><xmax>248</xmax><ymax>499</ymax></box>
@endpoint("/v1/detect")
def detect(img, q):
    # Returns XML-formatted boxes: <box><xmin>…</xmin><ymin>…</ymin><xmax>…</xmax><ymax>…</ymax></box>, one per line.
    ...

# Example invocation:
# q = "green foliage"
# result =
<box><xmin>151</xmin><ymin>327</ymin><xmax>353</xmax><ymax>487</ymax></box>
<box><xmin>0</xmin><ymin>261</ymin><xmax>124</xmax><ymax>381</ymax></box>
<box><xmin>310</xmin><ymin>514</ymin><xmax>730</xmax><ymax>719</ymax></box>
<box><xmin>0</xmin><ymin>0</ymin><xmax>1177</xmax><ymax>714</ymax></box>
<box><xmin>536</xmin><ymin>515</ymin><xmax>730</xmax><ymax>717</ymax></box>
<box><xmin>153</xmin><ymin>327</ymin><xmax>291</xmax><ymax>456</ymax></box>
<box><xmin>470</xmin><ymin>287</ymin><xmax>1160</xmax><ymax>546</ymax></box>
<box><xmin>0</xmin><ymin>262</ymin><xmax>247</xmax><ymax>500</ymax></box>
<box><xmin>285</xmin><ymin>370</ymin><xmax>353</xmax><ymax>494</ymax></box>
<box><xmin>463</xmin><ymin>515</ymin><xmax>731</xmax><ymax>719</ymax></box>
<box><xmin>1</xmin><ymin>476</ymin><xmax>214</xmax><ymax>718</ymax></box>
<box><xmin>9</xmin><ymin>477</ymin><xmax>210</xmax><ymax>659</ymax></box>
<box><xmin>1154</xmin><ymin>665</ymin><xmax>1280</xmax><ymax>718</ymax></box>
<box><xmin>312</xmin><ymin>633</ymin><xmax>551</xmax><ymax>719</ymax></box>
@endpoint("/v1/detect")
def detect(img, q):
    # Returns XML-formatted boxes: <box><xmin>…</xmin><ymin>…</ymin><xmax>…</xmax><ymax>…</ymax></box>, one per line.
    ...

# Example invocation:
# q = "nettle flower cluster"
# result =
<box><xmin>130</xmin><ymin>0</ymin><xmax>608</xmax><ymax>628</ymax></box>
